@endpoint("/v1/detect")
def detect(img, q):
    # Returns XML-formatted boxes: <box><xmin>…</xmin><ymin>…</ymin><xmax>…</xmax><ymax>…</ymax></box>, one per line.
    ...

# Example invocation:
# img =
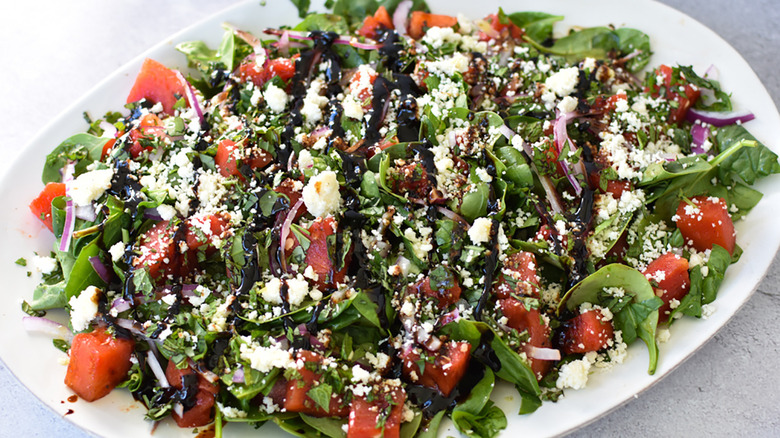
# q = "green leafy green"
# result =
<box><xmin>42</xmin><ymin>133</ymin><xmax>107</xmax><ymax>183</ymax></box>
<box><xmin>506</xmin><ymin>11</ymin><xmax>563</xmax><ymax>43</ymax></box>
<box><xmin>560</xmin><ymin>264</ymin><xmax>661</xmax><ymax>374</ymax></box>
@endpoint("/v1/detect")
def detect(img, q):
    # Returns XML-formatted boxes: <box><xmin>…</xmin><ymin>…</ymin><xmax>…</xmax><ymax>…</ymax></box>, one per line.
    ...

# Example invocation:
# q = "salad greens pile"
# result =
<box><xmin>23</xmin><ymin>1</ymin><xmax>779</xmax><ymax>437</ymax></box>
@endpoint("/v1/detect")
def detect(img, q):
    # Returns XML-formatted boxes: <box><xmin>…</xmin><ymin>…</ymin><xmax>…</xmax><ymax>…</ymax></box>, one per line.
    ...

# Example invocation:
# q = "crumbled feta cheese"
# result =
<box><xmin>69</xmin><ymin>285</ymin><xmax>101</xmax><ymax>332</ymax></box>
<box><xmin>31</xmin><ymin>255</ymin><xmax>57</xmax><ymax>274</ymax></box>
<box><xmin>302</xmin><ymin>171</ymin><xmax>342</xmax><ymax>218</ymax></box>
<box><xmin>69</xmin><ymin>169</ymin><xmax>114</xmax><ymax>207</ymax></box>
<box><xmin>263</xmin><ymin>83</ymin><xmax>289</xmax><ymax>113</ymax></box>
<box><xmin>556</xmin><ymin>358</ymin><xmax>591</xmax><ymax>390</ymax></box>
<box><xmin>545</xmin><ymin>67</ymin><xmax>579</xmax><ymax>97</ymax></box>
<box><xmin>468</xmin><ymin>217</ymin><xmax>493</xmax><ymax>244</ymax></box>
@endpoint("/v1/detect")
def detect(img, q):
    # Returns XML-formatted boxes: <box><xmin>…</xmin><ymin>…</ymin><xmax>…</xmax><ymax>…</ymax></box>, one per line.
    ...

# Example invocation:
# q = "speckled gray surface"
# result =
<box><xmin>0</xmin><ymin>1</ymin><xmax>778</xmax><ymax>437</ymax></box>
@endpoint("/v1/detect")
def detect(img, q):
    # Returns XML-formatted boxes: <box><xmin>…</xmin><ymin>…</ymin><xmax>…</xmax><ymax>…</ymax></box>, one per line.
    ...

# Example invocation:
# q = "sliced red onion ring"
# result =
<box><xmin>232</xmin><ymin>366</ymin><xmax>245</xmax><ymax>383</ymax></box>
<box><xmin>116</xmin><ymin>318</ymin><xmax>149</xmax><ymax>338</ymax></box>
<box><xmin>271</xmin><ymin>31</ymin><xmax>307</xmax><ymax>55</ymax></box>
<box><xmin>147</xmin><ymin>350</ymin><xmax>170</xmax><ymax>388</ymax></box>
<box><xmin>393</xmin><ymin>0</ymin><xmax>412</xmax><ymax>37</ymax></box>
<box><xmin>436</xmin><ymin>206</ymin><xmax>470</xmax><ymax>228</ymax></box>
<box><xmin>111</xmin><ymin>298</ymin><xmax>133</xmax><ymax>314</ymax></box>
<box><xmin>99</xmin><ymin>120</ymin><xmax>118</xmax><ymax>138</ymax></box>
<box><xmin>499</xmin><ymin>124</ymin><xmax>563</xmax><ymax>213</ymax></box>
<box><xmin>690</xmin><ymin>123</ymin><xmax>711</xmax><ymax>154</ymax></box>
<box><xmin>686</xmin><ymin>108</ymin><xmax>755</xmax><ymax>127</ymax></box>
<box><xmin>174</xmin><ymin>70</ymin><xmax>205</xmax><ymax>125</ymax></box>
<box><xmin>188</xmin><ymin>358</ymin><xmax>220</xmax><ymax>384</ymax></box>
<box><xmin>525</xmin><ymin>346</ymin><xmax>562</xmax><ymax>361</ymax></box>
<box><xmin>264</xmin><ymin>29</ymin><xmax>382</xmax><ymax>50</ymax></box>
<box><xmin>89</xmin><ymin>256</ymin><xmax>113</xmax><ymax>283</ymax></box>
<box><xmin>59</xmin><ymin>163</ymin><xmax>76</xmax><ymax>252</ymax></box>
<box><xmin>498</xmin><ymin>124</ymin><xmax>535</xmax><ymax>157</ymax></box>
<box><xmin>22</xmin><ymin>316</ymin><xmax>73</xmax><ymax>342</ymax></box>
<box><xmin>280</xmin><ymin>198</ymin><xmax>305</xmax><ymax>272</ymax></box>
<box><xmin>143</xmin><ymin>207</ymin><xmax>164</xmax><ymax>221</ymax></box>
<box><xmin>553</xmin><ymin>110</ymin><xmax>583</xmax><ymax>195</ymax></box>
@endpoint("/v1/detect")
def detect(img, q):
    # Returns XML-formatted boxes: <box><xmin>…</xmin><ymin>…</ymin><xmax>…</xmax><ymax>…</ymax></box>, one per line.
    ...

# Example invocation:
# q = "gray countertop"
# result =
<box><xmin>0</xmin><ymin>0</ymin><xmax>778</xmax><ymax>436</ymax></box>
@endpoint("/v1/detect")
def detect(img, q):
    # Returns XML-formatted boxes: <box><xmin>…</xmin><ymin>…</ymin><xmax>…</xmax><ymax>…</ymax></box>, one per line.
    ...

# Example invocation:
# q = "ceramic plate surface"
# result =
<box><xmin>1</xmin><ymin>0</ymin><xmax>778</xmax><ymax>437</ymax></box>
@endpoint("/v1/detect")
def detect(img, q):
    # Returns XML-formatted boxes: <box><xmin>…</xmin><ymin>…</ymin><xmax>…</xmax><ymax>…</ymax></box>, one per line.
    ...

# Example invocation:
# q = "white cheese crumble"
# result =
<box><xmin>544</xmin><ymin>67</ymin><xmax>579</xmax><ymax>97</ymax></box>
<box><xmin>302</xmin><ymin>170</ymin><xmax>342</xmax><ymax>218</ymax></box>
<box><xmin>69</xmin><ymin>169</ymin><xmax>114</xmax><ymax>207</ymax></box>
<box><xmin>263</xmin><ymin>83</ymin><xmax>289</xmax><ymax>113</ymax></box>
<box><xmin>31</xmin><ymin>255</ymin><xmax>57</xmax><ymax>274</ymax></box>
<box><xmin>468</xmin><ymin>217</ymin><xmax>493</xmax><ymax>244</ymax></box>
<box><xmin>69</xmin><ymin>285</ymin><xmax>101</xmax><ymax>332</ymax></box>
<box><xmin>556</xmin><ymin>358</ymin><xmax>591</xmax><ymax>390</ymax></box>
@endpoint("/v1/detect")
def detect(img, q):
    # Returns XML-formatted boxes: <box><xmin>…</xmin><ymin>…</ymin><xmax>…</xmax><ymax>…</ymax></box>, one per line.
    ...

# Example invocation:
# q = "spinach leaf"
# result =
<box><xmin>613</xmin><ymin>28</ymin><xmax>651</xmax><ymax>72</ymax></box>
<box><xmin>415</xmin><ymin>410</ymin><xmax>446</xmax><ymax>438</ymax></box>
<box><xmin>28</xmin><ymin>280</ymin><xmax>67</xmax><ymax>311</ymax></box>
<box><xmin>453</xmin><ymin>367</ymin><xmax>494</xmax><ymax>416</ymax></box>
<box><xmin>175</xmin><ymin>40</ymin><xmax>218</xmax><ymax>65</ymax></box>
<box><xmin>306</xmin><ymin>383</ymin><xmax>334</xmax><ymax>412</ymax></box>
<box><xmin>495</xmin><ymin>146</ymin><xmax>534</xmax><ymax>188</ymax></box>
<box><xmin>506</xmin><ymin>11</ymin><xmax>563</xmax><ymax>43</ymax></box>
<box><xmin>642</xmin><ymin>137</ymin><xmax>760</xmax><ymax>219</ymax></box>
<box><xmin>526</xmin><ymin>26</ymin><xmax>650</xmax><ymax>72</ymax></box>
<box><xmin>42</xmin><ymin>133</ymin><xmax>106</xmax><ymax>183</ymax></box>
<box><xmin>559</xmin><ymin>264</ymin><xmax>661</xmax><ymax>374</ymax></box>
<box><xmin>332</xmin><ymin>0</ymin><xmax>378</xmax><ymax>26</ymax></box>
<box><xmin>715</xmin><ymin>124</ymin><xmax>780</xmax><ymax>185</ymax></box>
<box><xmin>217</xmin><ymin>29</ymin><xmax>237</xmax><ymax>72</ymax></box>
<box><xmin>547</xmin><ymin>27</ymin><xmax>619</xmax><ymax>62</ymax></box>
<box><xmin>440</xmin><ymin>319</ymin><xmax>542</xmax><ymax>411</ymax></box>
<box><xmin>399</xmin><ymin>412</ymin><xmax>423</xmax><ymax>438</ymax></box>
<box><xmin>671</xmin><ymin>244</ymin><xmax>732</xmax><ymax>319</ymax></box>
<box><xmin>294</xmin><ymin>13</ymin><xmax>350</xmax><ymax>34</ymax></box>
<box><xmin>300</xmin><ymin>414</ymin><xmax>346</xmax><ymax>438</ymax></box>
<box><xmin>677</xmin><ymin>65</ymin><xmax>732</xmax><ymax>111</ymax></box>
<box><xmin>63</xmin><ymin>240</ymin><xmax>105</xmax><ymax>300</ymax></box>
<box><xmin>450</xmin><ymin>368</ymin><xmax>508</xmax><ymax>437</ymax></box>
<box><xmin>352</xmin><ymin>290</ymin><xmax>386</xmax><ymax>330</ymax></box>
<box><xmin>378</xmin><ymin>0</ymin><xmax>429</xmax><ymax>14</ymax></box>
<box><xmin>290</xmin><ymin>0</ymin><xmax>311</xmax><ymax>18</ymax></box>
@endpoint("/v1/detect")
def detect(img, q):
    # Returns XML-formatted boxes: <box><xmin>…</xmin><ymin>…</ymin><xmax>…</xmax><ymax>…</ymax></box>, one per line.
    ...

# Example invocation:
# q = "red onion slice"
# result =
<box><xmin>690</xmin><ymin>123</ymin><xmax>711</xmax><ymax>154</ymax></box>
<box><xmin>143</xmin><ymin>207</ymin><xmax>164</xmax><ymax>221</ymax></box>
<box><xmin>436</xmin><ymin>206</ymin><xmax>470</xmax><ymax>228</ymax></box>
<box><xmin>59</xmin><ymin>163</ymin><xmax>76</xmax><ymax>252</ymax></box>
<box><xmin>22</xmin><ymin>316</ymin><xmax>73</xmax><ymax>342</ymax></box>
<box><xmin>146</xmin><ymin>350</ymin><xmax>170</xmax><ymax>388</ymax></box>
<box><xmin>89</xmin><ymin>256</ymin><xmax>113</xmax><ymax>283</ymax></box>
<box><xmin>111</xmin><ymin>298</ymin><xmax>132</xmax><ymax>314</ymax></box>
<box><xmin>264</xmin><ymin>29</ymin><xmax>382</xmax><ymax>50</ymax></box>
<box><xmin>232</xmin><ymin>366</ymin><xmax>245</xmax><ymax>383</ymax></box>
<box><xmin>175</xmin><ymin>71</ymin><xmax>205</xmax><ymax>125</ymax></box>
<box><xmin>686</xmin><ymin>107</ymin><xmax>755</xmax><ymax>127</ymax></box>
<box><xmin>553</xmin><ymin>110</ymin><xmax>583</xmax><ymax>195</ymax></box>
<box><xmin>99</xmin><ymin>120</ymin><xmax>118</xmax><ymax>138</ymax></box>
<box><xmin>393</xmin><ymin>1</ymin><xmax>412</xmax><ymax>37</ymax></box>
<box><xmin>280</xmin><ymin>198</ymin><xmax>304</xmax><ymax>272</ymax></box>
<box><xmin>525</xmin><ymin>346</ymin><xmax>562</xmax><ymax>361</ymax></box>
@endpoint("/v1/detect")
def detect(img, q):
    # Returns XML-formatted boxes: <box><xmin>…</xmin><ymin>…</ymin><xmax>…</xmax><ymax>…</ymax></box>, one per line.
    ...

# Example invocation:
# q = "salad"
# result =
<box><xmin>21</xmin><ymin>1</ymin><xmax>780</xmax><ymax>437</ymax></box>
